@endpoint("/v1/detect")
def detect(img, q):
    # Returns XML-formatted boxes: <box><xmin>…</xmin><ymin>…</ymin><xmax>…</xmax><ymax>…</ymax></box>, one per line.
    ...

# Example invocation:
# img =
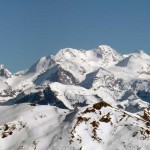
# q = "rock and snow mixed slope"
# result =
<box><xmin>68</xmin><ymin>101</ymin><xmax>150</xmax><ymax>150</ymax></box>
<box><xmin>0</xmin><ymin>64</ymin><xmax>12</xmax><ymax>78</ymax></box>
<box><xmin>0</xmin><ymin>102</ymin><xmax>149</xmax><ymax>150</ymax></box>
<box><xmin>0</xmin><ymin>45</ymin><xmax>150</xmax><ymax>150</ymax></box>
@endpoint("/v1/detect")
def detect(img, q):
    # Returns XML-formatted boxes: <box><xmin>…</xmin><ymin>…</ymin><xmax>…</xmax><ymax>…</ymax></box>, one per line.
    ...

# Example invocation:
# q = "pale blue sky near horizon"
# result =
<box><xmin>0</xmin><ymin>0</ymin><xmax>150</xmax><ymax>72</ymax></box>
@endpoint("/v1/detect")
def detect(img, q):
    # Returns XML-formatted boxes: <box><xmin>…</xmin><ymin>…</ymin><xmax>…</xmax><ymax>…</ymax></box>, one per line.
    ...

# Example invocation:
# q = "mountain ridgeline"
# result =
<box><xmin>0</xmin><ymin>45</ymin><xmax>150</xmax><ymax>110</ymax></box>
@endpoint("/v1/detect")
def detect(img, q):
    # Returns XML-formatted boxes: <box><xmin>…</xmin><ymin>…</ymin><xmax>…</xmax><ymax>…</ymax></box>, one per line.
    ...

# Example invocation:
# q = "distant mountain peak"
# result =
<box><xmin>128</xmin><ymin>49</ymin><xmax>150</xmax><ymax>59</ymax></box>
<box><xmin>0</xmin><ymin>64</ymin><xmax>4</xmax><ymax>69</ymax></box>
<box><xmin>0</xmin><ymin>64</ymin><xmax>12</xmax><ymax>78</ymax></box>
<box><xmin>98</xmin><ymin>44</ymin><xmax>112</xmax><ymax>49</ymax></box>
<box><xmin>94</xmin><ymin>45</ymin><xmax>124</xmax><ymax>65</ymax></box>
<box><xmin>134</xmin><ymin>49</ymin><xmax>145</xmax><ymax>54</ymax></box>
<box><xmin>97</xmin><ymin>45</ymin><xmax>122</xmax><ymax>55</ymax></box>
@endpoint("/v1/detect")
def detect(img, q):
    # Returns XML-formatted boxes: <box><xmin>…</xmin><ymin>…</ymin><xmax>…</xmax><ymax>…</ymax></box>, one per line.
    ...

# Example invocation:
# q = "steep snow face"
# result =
<box><xmin>54</xmin><ymin>48</ymin><xmax>91</xmax><ymax>82</ymax></box>
<box><xmin>0</xmin><ymin>64</ymin><xmax>12</xmax><ymax>78</ymax></box>
<box><xmin>0</xmin><ymin>65</ymin><xmax>14</xmax><ymax>101</ymax></box>
<box><xmin>49</xmin><ymin>82</ymin><xmax>100</xmax><ymax>109</ymax></box>
<box><xmin>94</xmin><ymin>45</ymin><xmax>124</xmax><ymax>66</ymax></box>
<box><xmin>33</xmin><ymin>64</ymin><xmax>80</xmax><ymax>86</ymax></box>
<box><xmin>27</xmin><ymin>56</ymin><xmax>55</xmax><ymax>74</ymax></box>
<box><xmin>89</xmin><ymin>68</ymin><xmax>127</xmax><ymax>104</ymax></box>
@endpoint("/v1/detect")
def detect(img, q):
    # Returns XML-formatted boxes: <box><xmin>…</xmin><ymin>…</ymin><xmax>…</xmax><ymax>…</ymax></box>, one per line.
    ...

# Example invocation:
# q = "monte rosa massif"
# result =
<box><xmin>0</xmin><ymin>45</ymin><xmax>149</xmax><ymax>150</ymax></box>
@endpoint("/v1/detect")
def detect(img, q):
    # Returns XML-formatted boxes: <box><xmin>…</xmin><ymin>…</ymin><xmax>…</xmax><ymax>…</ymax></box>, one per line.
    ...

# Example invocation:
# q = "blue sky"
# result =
<box><xmin>0</xmin><ymin>0</ymin><xmax>150</xmax><ymax>72</ymax></box>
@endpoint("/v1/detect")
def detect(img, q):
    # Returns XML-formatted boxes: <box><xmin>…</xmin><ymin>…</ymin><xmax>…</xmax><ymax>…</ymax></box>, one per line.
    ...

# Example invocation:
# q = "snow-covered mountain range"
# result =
<box><xmin>0</xmin><ymin>45</ymin><xmax>149</xmax><ymax>150</ymax></box>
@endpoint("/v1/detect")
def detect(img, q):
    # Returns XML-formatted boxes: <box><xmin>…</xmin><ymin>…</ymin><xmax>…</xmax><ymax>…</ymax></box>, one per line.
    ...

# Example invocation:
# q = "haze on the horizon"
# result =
<box><xmin>0</xmin><ymin>0</ymin><xmax>150</xmax><ymax>72</ymax></box>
